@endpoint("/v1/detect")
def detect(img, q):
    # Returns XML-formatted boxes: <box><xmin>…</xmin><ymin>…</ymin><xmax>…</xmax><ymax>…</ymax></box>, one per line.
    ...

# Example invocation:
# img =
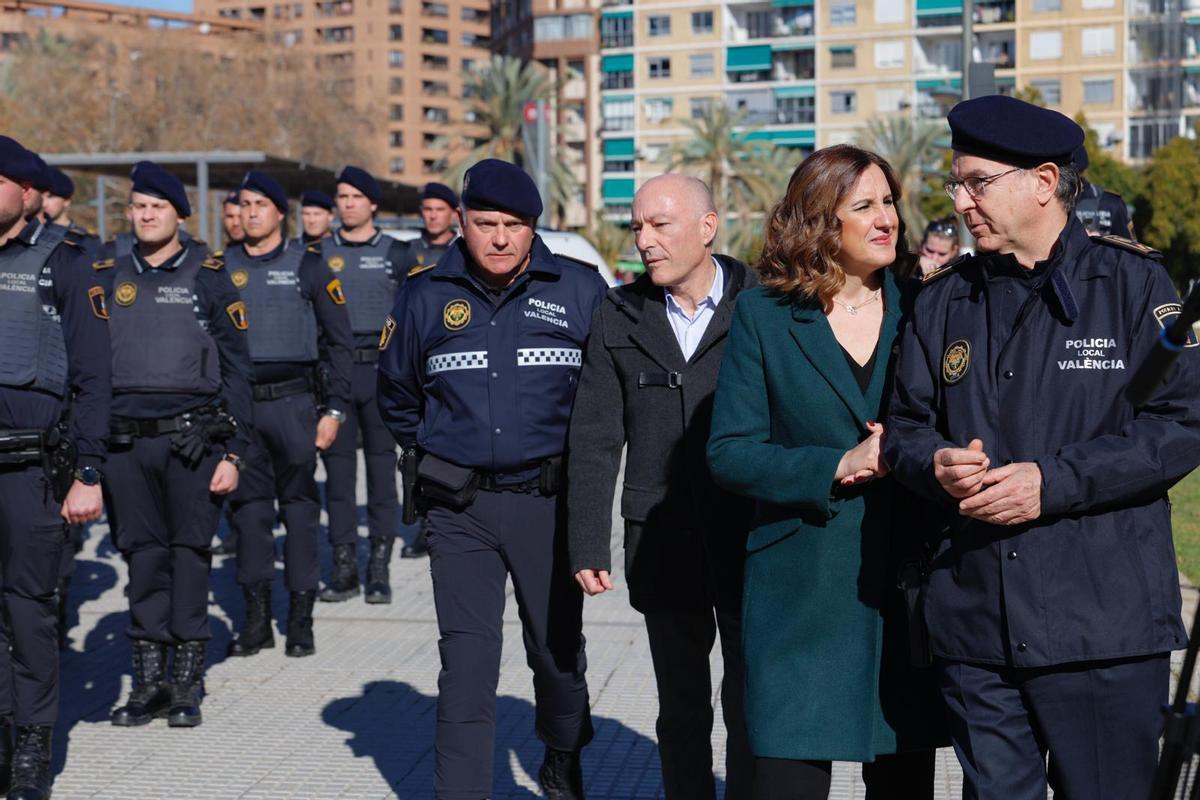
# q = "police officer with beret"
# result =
<box><xmin>297</xmin><ymin>190</ymin><xmax>335</xmax><ymax>246</ymax></box>
<box><xmin>1072</xmin><ymin>145</ymin><xmax>1136</xmax><ymax>240</ymax></box>
<box><xmin>885</xmin><ymin>95</ymin><xmax>1200</xmax><ymax>799</ymax></box>
<box><xmin>0</xmin><ymin>135</ymin><xmax>110</xmax><ymax>800</ymax></box>
<box><xmin>41</xmin><ymin>166</ymin><xmax>101</xmax><ymax>257</ymax></box>
<box><xmin>318</xmin><ymin>166</ymin><xmax>408</xmax><ymax>605</ymax></box>
<box><xmin>378</xmin><ymin>159</ymin><xmax>603</xmax><ymax>799</ymax></box>
<box><xmin>99</xmin><ymin>161</ymin><xmax>254</xmax><ymax>732</ymax></box>
<box><xmin>222</xmin><ymin>190</ymin><xmax>245</xmax><ymax>250</ymax></box>
<box><xmin>225</xmin><ymin>170</ymin><xmax>353</xmax><ymax>658</ymax></box>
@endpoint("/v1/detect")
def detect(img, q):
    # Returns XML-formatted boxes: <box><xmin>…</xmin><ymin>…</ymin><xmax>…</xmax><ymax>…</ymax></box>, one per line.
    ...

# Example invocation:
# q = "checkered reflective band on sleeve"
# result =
<box><xmin>427</xmin><ymin>351</ymin><xmax>490</xmax><ymax>375</ymax></box>
<box><xmin>516</xmin><ymin>348</ymin><xmax>583</xmax><ymax>367</ymax></box>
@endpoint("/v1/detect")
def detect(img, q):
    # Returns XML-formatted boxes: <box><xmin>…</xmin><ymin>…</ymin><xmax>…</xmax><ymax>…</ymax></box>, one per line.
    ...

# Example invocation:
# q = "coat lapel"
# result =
<box><xmin>862</xmin><ymin>269</ymin><xmax>901</xmax><ymax>421</ymax></box>
<box><xmin>623</xmin><ymin>279</ymin><xmax>687</xmax><ymax>372</ymax></box>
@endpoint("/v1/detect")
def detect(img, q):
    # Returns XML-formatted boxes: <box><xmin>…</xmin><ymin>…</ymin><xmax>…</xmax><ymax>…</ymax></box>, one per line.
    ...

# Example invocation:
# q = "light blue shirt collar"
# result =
<box><xmin>663</xmin><ymin>258</ymin><xmax>723</xmax><ymax>361</ymax></box>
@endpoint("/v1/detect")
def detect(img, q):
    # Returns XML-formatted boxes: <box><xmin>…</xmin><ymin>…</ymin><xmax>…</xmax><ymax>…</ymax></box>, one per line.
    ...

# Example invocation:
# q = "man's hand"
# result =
<box><xmin>934</xmin><ymin>438</ymin><xmax>990</xmax><ymax>499</ymax></box>
<box><xmin>575</xmin><ymin>569</ymin><xmax>614</xmax><ymax>596</ymax></box>
<box><xmin>958</xmin><ymin>462</ymin><xmax>1042</xmax><ymax>526</ymax></box>
<box><xmin>60</xmin><ymin>481</ymin><xmax>103</xmax><ymax>524</ymax></box>
<box><xmin>835</xmin><ymin>422</ymin><xmax>889</xmax><ymax>487</ymax></box>
<box><xmin>315</xmin><ymin>415</ymin><xmax>340</xmax><ymax>450</ymax></box>
<box><xmin>210</xmin><ymin>459</ymin><xmax>240</xmax><ymax>495</ymax></box>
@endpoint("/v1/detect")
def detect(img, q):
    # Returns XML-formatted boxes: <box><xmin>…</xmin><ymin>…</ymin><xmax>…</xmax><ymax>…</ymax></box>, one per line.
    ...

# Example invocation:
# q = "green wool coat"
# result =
<box><xmin>707</xmin><ymin>270</ymin><xmax>946</xmax><ymax>762</ymax></box>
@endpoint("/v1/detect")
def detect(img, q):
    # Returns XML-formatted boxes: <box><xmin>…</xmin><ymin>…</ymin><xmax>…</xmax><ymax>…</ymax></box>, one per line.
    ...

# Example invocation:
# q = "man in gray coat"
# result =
<box><xmin>567</xmin><ymin>174</ymin><xmax>754</xmax><ymax>798</ymax></box>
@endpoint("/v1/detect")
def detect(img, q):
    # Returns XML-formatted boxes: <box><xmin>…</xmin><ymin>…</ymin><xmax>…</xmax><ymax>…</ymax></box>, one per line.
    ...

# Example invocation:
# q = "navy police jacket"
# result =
<box><xmin>885</xmin><ymin>217</ymin><xmax>1200</xmax><ymax>668</ymax></box>
<box><xmin>377</xmin><ymin>236</ymin><xmax>607</xmax><ymax>476</ymax></box>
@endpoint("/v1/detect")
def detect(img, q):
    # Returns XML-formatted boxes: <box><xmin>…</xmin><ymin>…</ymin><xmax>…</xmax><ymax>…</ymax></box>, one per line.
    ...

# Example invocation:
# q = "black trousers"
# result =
<box><xmin>752</xmin><ymin>751</ymin><xmax>935</xmax><ymax>800</ymax></box>
<box><xmin>939</xmin><ymin>654</ymin><xmax>1168</xmax><ymax>800</ymax></box>
<box><xmin>0</xmin><ymin>466</ymin><xmax>67</xmax><ymax>725</ymax></box>
<box><xmin>229</xmin><ymin>393</ymin><xmax>320</xmax><ymax>592</ymax></box>
<box><xmin>426</xmin><ymin>490</ymin><xmax>593</xmax><ymax>800</ymax></box>
<box><xmin>105</xmin><ymin>435</ymin><xmax>223</xmax><ymax>643</ymax></box>
<box><xmin>644</xmin><ymin>608</ymin><xmax>753</xmax><ymax>800</ymax></box>
<box><xmin>320</xmin><ymin>360</ymin><xmax>399</xmax><ymax>545</ymax></box>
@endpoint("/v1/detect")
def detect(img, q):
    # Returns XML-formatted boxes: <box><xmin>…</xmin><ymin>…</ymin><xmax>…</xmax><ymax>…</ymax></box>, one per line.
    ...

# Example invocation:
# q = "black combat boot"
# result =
<box><xmin>319</xmin><ymin>543</ymin><xmax>360</xmax><ymax>602</ymax></box>
<box><xmin>7</xmin><ymin>725</ymin><xmax>52</xmax><ymax>800</ymax></box>
<box><xmin>167</xmin><ymin>641</ymin><xmax>206</xmax><ymax>728</ymax></box>
<box><xmin>112</xmin><ymin>640</ymin><xmax>172</xmax><ymax>726</ymax></box>
<box><xmin>285</xmin><ymin>590</ymin><xmax>316</xmax><ymax>657</ymax></box>
<box><xmin>227</xmin><ymin>581</ymin><xmax>274</xmax><ymax>657</ymax></box>
<box><xmin>56</xmin><ymin>576</ymin><xmax>70</xmax><ymax>650</ymax></box>
<box><xmin>538</xmin><ymin>746</ymin><xmax>585</xmax><ymax>800</ymax></box>
<box><xmin>364</xmin><ymin>538</ymin><xmax>394</xmax><ymax>604</ymax></box>
<box><xmin>0</xmin><ymin>719</ymin><xmax>13</xmax><ymax>794</ymax></box>
<box><xmin>400</xmin><ymin>521</ymin><xmax>429</xmax><ymax>559</ymax></box>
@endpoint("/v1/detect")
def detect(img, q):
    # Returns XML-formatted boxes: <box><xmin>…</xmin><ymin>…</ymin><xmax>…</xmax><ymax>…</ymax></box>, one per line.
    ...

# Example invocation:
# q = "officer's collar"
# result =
<box><xmin>239</xmin><ymin>237</ymin><xmax>287</xmax><ymax>263</ymax></box>
<box><xmin>420</xmin><ymin>231</ymin><xmax>456</xmax><ymax>249</ymax></box>
<box><xmin>333</xmin><ymin>227</ymin><xmax>383</xmax><ymax>248</ymax></box>
<box><xmin>132</xmin><ymin>242</ymin><xmax>190</xmax><ymax>274</ymax></box>
<box><xmin>433</xmin><ymin>235</ymin><xmax>561</xmax><ymax>281</ymax></box>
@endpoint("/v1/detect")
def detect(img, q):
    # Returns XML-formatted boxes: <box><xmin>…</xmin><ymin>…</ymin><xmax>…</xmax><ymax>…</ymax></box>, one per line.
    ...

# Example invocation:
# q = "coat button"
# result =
<box><xmin>1007</xmin><ymin>550</ymin><xmax>1018</xmax><ymax>560</ymax></box>
<box><xmin>1017</xmin><ymin>641</ymin><xmax>1028</xmax><ymax>652</ymax></box>
<box><xmin>1003</xmin><ymin>370</ymin><xmax>1014</xmax><ymax>379</ymax></box>
<box><xmin>493</xmin><ymin>428</ymin><xmax>501</xmax><ymax>435</ymax></box>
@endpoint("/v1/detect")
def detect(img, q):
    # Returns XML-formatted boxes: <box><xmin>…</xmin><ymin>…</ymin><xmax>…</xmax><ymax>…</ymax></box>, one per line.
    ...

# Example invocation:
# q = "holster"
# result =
<box><xmin>0</xmin><ymin>424</ymin><xmax>75</xmax><ymax>501</ymax></box>
<box><xmin>897</xmin><ymin>557</ymin><xmax>932</xmax><ymax>669</ymax></box>
<box><xmin>415</xmin><ymin>453</ymin><xmax>479</xmax><ymax>511</ymax></box>
<box><xmin>399</xmin><ymin>447</ymin><xmax>421</xmax><ymax>524</ymax></box>
<box><xmin>538</xmin><ymin>456</ymin><xmax>563</xmax><ymax>496</ymax></box>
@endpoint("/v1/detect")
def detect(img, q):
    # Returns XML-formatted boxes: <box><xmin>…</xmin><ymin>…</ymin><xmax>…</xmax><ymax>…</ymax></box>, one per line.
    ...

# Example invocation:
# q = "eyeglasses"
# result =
<box><xmin>924</xmin><ymin>221</ymin><xmax>958</xmax><ymax>238</ymax></box>
<box><xmin>943</xmin><ymin>168</ymin><xmax>1023</xmax><ymax>200</ymax></box>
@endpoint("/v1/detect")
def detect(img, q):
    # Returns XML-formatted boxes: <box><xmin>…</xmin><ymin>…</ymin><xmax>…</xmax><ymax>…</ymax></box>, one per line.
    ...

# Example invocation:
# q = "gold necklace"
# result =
<box><xmin>831</xmin><ymin>288</ymin><xmax>880</xmax><ymax>316</ymax></box>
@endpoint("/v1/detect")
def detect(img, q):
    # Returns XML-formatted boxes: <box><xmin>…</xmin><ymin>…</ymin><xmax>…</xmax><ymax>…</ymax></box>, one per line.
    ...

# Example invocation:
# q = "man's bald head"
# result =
<box><xmin>631</xmin><ymin>173</ymin><xmax>720</xmax><ymax>292</ymax></box>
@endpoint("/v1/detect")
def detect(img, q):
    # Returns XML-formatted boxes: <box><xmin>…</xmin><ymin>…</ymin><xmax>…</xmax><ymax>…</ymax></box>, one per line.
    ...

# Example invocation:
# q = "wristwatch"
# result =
<box><xmin>324</xmin><ymin>408</ymin><xmax>347</xmax><ymax>423</ymax></box>
<box><xmin>74</xmin><ymin>465</ymin><xmax>103</xmax><ymax>486</ymax></box>
<box><xmin>222</xmin><ymin>453</ymin><xmax>244</xmax><ymax>471</ymax></box>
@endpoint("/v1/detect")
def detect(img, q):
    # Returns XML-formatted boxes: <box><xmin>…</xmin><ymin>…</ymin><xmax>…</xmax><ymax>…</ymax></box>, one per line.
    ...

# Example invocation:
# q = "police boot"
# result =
<box><xmin>56</xmin><ymin>576</ymin><xmax>70</xmax><ymax>650</ymax></box>
<box><xmin>364</xmin><ymin>538</ymin><xmax>394</xmax><ymax>604</ymax></box>
<box><xmin>319</xmin><ymin>543</ymin><xmax>360</xmax><ymax>602</ymax></box>
<box><xmin>400</xmin><ymin>521</ymin><xmax>429</xmax><ymax>559</ymax></box>
<box><xmin>227</xmin><ymin>581</ymin><xmax>274</xmax><ymax>657</ymax></box>
<box><xmin>0</xmin><ymin>719</ymin><xmax>13</xmax><ymax>794</ymax></box>
<box><xmin>111</xmin><ymin>640</ymin><xmax>171</xmax><ymax>726</ymax></box>
<box><xmin>538</xmin><ymin>746</ymin><xmax>585</xmax><ymax>800</ymax></box>
<box><xmin>7</xmin><ymin>725</ymin><xmax>52</xmax><ymax>800</ymax></box>
<box><xmin>285</xmin><ymin>590</ymin><xmax>316</xmax><ymax>657</ymax></box>
<box><xmin>167</xmin><ymin>641</ymin><xmax>206</xmax><ymax>728</ymax></box>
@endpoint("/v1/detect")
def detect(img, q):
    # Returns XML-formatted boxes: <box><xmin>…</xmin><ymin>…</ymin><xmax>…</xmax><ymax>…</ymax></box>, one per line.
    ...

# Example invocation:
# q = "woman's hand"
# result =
<box><xmin>834</xmin><ymin>422</ymin><xmax>889</xmax><ymax>487</ymax></box>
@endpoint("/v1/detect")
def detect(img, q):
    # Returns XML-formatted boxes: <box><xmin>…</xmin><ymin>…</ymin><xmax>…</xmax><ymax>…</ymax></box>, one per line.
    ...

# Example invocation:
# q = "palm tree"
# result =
<box><xmin>442</xmin><ymin>55</ymin><xmax>578</xmax><ymax>226</ymax></box>
<box><xmin>583</xmin><ymin>212</ymin><xmax>632</xmax><ymax>271</ymax></box>
<box><xmin>659</xmin><ymin>104</ymin><xmax>794</xmax><ymax>255</ymax></box>
<box><xmin>853</xmin><ymin>116</ymin><xmax>946</xmax><ymax>233</ymax></box>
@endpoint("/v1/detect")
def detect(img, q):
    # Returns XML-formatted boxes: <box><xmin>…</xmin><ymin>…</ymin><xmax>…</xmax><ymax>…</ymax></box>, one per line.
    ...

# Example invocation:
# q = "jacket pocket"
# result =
<box><xmin>620</xmin><ymin>483</ymin><xmax>661</xmax><ymax>523</ymax></box>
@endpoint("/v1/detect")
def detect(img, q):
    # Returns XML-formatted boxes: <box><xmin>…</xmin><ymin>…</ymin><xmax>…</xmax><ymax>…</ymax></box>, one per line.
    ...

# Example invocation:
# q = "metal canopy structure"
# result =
<box><xmin>42</xmin><ymin>151</ymin><xmax>421</xmax><ymax>244</ymax></box>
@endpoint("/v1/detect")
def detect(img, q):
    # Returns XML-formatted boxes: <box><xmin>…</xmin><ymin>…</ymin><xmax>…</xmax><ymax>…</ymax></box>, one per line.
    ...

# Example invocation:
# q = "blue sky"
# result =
<box><xmin>124</xmin><ymin>0</ymin><xmax>193</xmax><ymax>12</ymax></box>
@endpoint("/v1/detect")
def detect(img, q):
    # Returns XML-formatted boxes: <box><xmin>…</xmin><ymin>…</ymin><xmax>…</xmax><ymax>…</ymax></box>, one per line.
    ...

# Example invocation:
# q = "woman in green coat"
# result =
<box><xmin>707</xmin><ymin>145</ymin><xmax>945</xmax><ymax>799</ymax></box>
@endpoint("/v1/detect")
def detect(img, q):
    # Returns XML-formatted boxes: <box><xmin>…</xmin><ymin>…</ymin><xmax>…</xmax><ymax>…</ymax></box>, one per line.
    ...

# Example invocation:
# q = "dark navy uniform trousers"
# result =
<box><xmin>105</xmin><ymin>435</ymin><xmax>223</xmax><ymax>643</ymax></box>
<box><xmin>0</xmin><ymin>466</ymin><xmax>67</xmax><ymax>725</ymax></box>
<box><xmin>321</xmin><ymin>359</ymin><xmax>400</xmax><ymax>546</ymax></box>
<box><xmin>229</xmin><ymin>393</ymin><xmax>320</xmax><ymax>592</ymax></box>
<box><xmin>427</xmin><ymin>488</ymin><xmax>593</xmax><ymax>800</ymax></box>
<box><xmin>938</xmin><ymin>654</ymin><xmax>1167</xmax><ymax>800</ymax></box>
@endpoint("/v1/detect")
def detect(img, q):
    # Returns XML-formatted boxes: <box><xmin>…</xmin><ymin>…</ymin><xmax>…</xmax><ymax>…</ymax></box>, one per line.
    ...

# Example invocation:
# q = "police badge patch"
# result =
<box><xmin>943</xmin><ymin>339</ymin><xmax>971</xmax><ymax>384</ymax></box>
<box><xmin>328</xmin><ymin>255</ymin><xmax>345</xmax><ymax>272</ymax></box>
<box><xmin>443</xmin><ymin>299</ymin><xmax>471</xmax><ymax>331</ymax></box>
<box><xmin>379</xmin><ymin>315</ymin><xmax>397</xmax><ymax>351</ymax></box>
<box><xmin>231</xmin><ymin>270</ymin><xmax>249</xmax><ymax>290</ymax></box>
<box><xmin>88</xmin><ymin>286</ymin><xmax>109</xmax><ymax>320</ymax></box>
<box><xmin>226</xmin><ymin>300</ymin><xmax>249</xmax><ymax>330</ymax></box>
<box><xmin>114</xmin><ymin>282</ymin><xmax>138</xmax><ymax>307</ymax></box>
<box><xmin>326</xmin><ymin>278</ymin><xmax>346</xmax><ymax>305</ymax></box>
<box><xmin>1153</xmin><ymin>303</ymin><xmax>1200</xmax><ymax>348</ymax></box>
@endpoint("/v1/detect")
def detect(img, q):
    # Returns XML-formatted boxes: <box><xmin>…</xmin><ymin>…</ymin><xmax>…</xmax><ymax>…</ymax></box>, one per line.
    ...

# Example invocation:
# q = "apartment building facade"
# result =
<box><xmin>597</xmin><ymin>0</ymin><xmax>1198</xmax><ymax>215</ymax></box>
<box><xmin>194</xmin><ymin>0</ymin><xmax>493</xmax><ymax>186</ymax></box>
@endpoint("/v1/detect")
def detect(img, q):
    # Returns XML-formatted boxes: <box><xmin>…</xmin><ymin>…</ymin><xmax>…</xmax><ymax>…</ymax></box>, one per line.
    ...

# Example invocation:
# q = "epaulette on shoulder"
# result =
<box><xmin>202</xmin><ymin>254</ymin><xmax>225</xmax><ymax>270</ymax></box>
<box><xmin>1094</xmin><ymin>234</ymin><xmax>1162</xmax><ymax>261</ymax></box>
<box><xmin>92</xmin><ymin>258</ymin><xmax>114</xmax><ymax>271</ymax></box>
<box><xmin>62</xmin><ymin>234</ymin><xmax>84</xmax><ymax>249</ymax></box>
<box><xmin>211</xmin><ymin>250</ymin><xmax>224</xmax><ymax>259</ymax></box>
<box><xmin>921</xmin><ymin>253</ymin><xmax>969</xmax><ymax>284</ymax></box>
<box><xmin>407</xmin><ymin>263</ymin><xmax>435</xmax><ymax>278</ymax></box>
<box><xmin>555</xmin><ymin>253</ymin><xmax>600</xmax><ymax>273</ymax></box>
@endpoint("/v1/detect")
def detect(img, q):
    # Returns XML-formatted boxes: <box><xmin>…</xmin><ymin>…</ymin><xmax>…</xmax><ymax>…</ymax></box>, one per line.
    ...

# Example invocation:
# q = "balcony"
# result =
<box><xmin>1129</xmin><ymin>73</ymin><xmax>1182</xmax><ymax>112</ymax></box>
<box><xmin>315</xmin><ymin>0</ymin><xmax>354</xmax><ymax>16</ymax></box>
<box><xmin>974</xmin><ymin>31</ymin><xmax>1015</xmax><ymax>68</ymax></box>
<box><xmin>738</xmin><ymin>107</ymin><xmax>816</xmax><ymax>125</ymax></box>
<box><xmin>1187</xmin><ymin>76</ymin><xmax>1200</xmax><ymax>107</ymax></box>
<box><xmin>727</xmin><ymin>6</ymin><xmax>814</xmax><ymax>41</ymax></box>
<box><xmin>973</xmin><ymin>0</ymin><xmax>1014</xmax><ymax>24</ymax></box>
<box><xmin>1129</xmin><ymin>24</ymin><xmax>1184</xmax><ymax>66</ymax></box>
<box><xmin>422</xmin><ymin>80</ymin><xmax>450</xmax><ymax>96</ymax></box>
<box><xmin>601</xmin><ymin>117</ymin><xmax>635</xmax><ymax>132</ymax></box>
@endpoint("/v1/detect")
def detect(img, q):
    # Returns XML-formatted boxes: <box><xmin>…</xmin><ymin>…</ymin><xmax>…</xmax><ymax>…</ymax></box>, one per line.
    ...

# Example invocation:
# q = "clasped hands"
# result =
<box><xmin>933</xmin><ymin>439</ymin><xmax>1042</xmax><ymax>526</ymax></box>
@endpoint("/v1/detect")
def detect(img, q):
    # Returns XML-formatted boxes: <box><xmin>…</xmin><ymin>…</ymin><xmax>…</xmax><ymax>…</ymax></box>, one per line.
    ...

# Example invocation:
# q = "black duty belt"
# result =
<box><xmin>0</xmin><ymin>428</ymin><xmax>48</xmax><ymax>465</ymax></box>
<box><xmin>111</xmin><ymin>415</ymin><xmax>192</xmax><ymax>439</ymax></box>
<box><xmin>253</xmin><ymin>375</ymin><xmax>314</xmax><ymax>402</ymax></box>
<box><xmin>477</xmin><ymin>456</ymin><xmax>563</xmax><ymax>495</ymax></box>
<box><xmin>353</xmin><ymin>348</ymin><xmax>380</xmax><ymax>364</ymax></box>
<box><xmin>638</xmin><ymin>371</ymin><xmax>683</xmax><ymax>389</ymax></box>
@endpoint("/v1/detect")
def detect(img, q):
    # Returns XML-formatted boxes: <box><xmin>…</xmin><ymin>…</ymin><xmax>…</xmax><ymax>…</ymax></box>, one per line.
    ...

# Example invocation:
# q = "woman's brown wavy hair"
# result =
<box><xmin>758</xmin><ymin>144</ymin><xmax>915</xmax><ymax>305</ymax></box>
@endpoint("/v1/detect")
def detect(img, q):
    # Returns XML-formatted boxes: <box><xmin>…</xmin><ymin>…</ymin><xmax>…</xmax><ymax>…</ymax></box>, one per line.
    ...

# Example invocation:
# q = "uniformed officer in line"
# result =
<box><xmin>221</xmin><ymin>189</ymin><xmax>245</xmax><ymax>249</ymax></box>
<box><xmin>224</xmin><ymin>170</ymin><xmax>353</xmax><ymax>658</ymax></box>
<box><xmin>392</xmin><ymin>181</ymin><xmax>459</xmax><ymax>560</ymax></box>
<box><xmin>885</xmin><ymin>96</ymin><xmax>1200</xmax><ymax>799</ymax></box>
<box><xmin>0</xmin><ymin>136</ymin><xmax>110</xmax><ymax>800</ymax></box>
<box><xmin>97</xmin><ymin>161</ymin><xmax>254</xmax><ymax>733</ymax></box>
<box><xmin>1072</xmin><ymin>144</ymin><xmax>1135</xmax><ymax>240</ymax></box>
<box><xmin>378</xmin><ymin>159</ymin><xmax>603</xmax><ymax>800</ymax></box>
<box><xmin>317</xmin><ymin>166</ymin><xmax>407</xmax><ymax>605</ymax></box>
<box><xmin>297</xmin><ymin>190</ymin><xmax>335</xmax><ymax>246</ymax></box>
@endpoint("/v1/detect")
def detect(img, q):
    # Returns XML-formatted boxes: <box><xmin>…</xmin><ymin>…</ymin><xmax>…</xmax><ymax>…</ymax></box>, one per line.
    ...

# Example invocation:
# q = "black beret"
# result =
<box><xmin>300</xmin><ymin>189</ymin><xmax>334</xmax><ymax>210</ymax></box>
<box><xmin>45</xmin><ymin>166</ymin><xmax>74</xmax><ymax>199</ymax></box>
<box><xmin>948</xmin><ymin>95</ymin><xmax>1084</xmax><ymax>169</ymax></box>
<box><xmin>0</xmin><ymin>136</ymin><xmax>40</xmax><ymax>184</ymax></box>
<box><xmin>223</xmin><ymin>190</ymin><xmax>241</xmax><ymax>206</ymax></box>
<box><xmin>461</xmin><ymin>159</ymin><xmax>542</xmax><ymax>219</ymax></box>
<box><xmin>1073</xmin><ymin>144</ymin><xmax>1089</xmax><ymax>172</ymax></box>
<box><xmin>240</xmin><ymin>170</ymin><xmax>288</xmax><ymax>213</ymax></box>
<box><xmin>421</xmin><ymin>182</ymin><xmax>459</xmax><ymax>209</ymax></box>
<box><xmin>130</xmin><ymin>160</ymin><xmax>191</xmax><ymax>218</ymax></box>
<box><xmin>28</xmin><ymin>153</ymin><xmax>51</xmax><ymax>192</ymax></box>
<box><xmin>336</xmin><ymin>166</ymin><xmax>381</xmax><ymax>204</ymax></box>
